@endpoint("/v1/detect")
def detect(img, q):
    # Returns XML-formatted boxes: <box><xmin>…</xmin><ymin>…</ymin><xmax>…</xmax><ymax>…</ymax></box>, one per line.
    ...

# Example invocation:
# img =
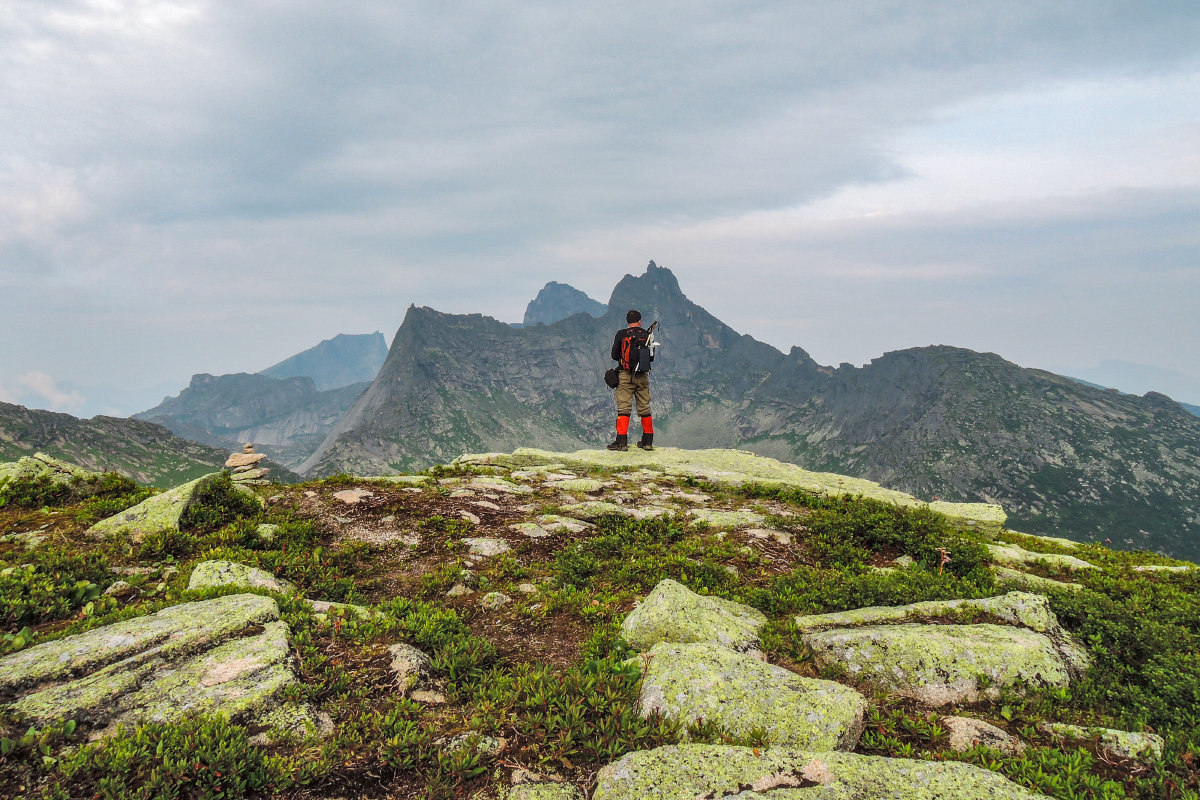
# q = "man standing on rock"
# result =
<box><xmin>608</xmin><ymin>309</ymin><xmax>655</xmax><ymax>451</ymax></box>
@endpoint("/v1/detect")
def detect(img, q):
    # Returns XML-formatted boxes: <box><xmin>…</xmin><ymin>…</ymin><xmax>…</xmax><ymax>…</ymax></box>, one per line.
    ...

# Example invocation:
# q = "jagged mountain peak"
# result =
<box><xmin>521</xmin><ymin>282</ymin><xmax>606</xmax><ymax>327</ymax></box>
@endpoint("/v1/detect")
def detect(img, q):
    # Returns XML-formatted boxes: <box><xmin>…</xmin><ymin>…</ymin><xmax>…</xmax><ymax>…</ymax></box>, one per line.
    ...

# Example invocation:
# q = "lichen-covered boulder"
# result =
<box><xmin>794</xmin><ymin>592</ymin><xmax>1090</xmax><ymax>706</ymax></box>
<box><xmin>388</xmin><ymin>643</ymin><xmax>433</xmax><ymax>693</ymax></box>
<box><xmin>639</xmin><ymin>643</ymin><xmax>866</xmax><ymax>750</ymax></box>
<box><xmin>593</xmin><ymin>744</ymin><xmax>1052</xmax><ymax>800</ymax></box>
<box><xmin>187</xmin><ymin>560</ymin><xmax>298</xmax><ymax>595</ymax></box>
<box><xmin>621</xmin><ymin>579</ymin><xmax>766</xmax><ymax>654</ymax></box>
<box><xmin>993</xmin><ymin>567</ymin><xmax>1083</xmax><ymax>593</ymax></box>
<box><xmin>987</xmin><ymin>544</ymin><xmax>1097</xmax><ymax>573</ymax></box>
<box><xmin>804</xmin><ymin>623</ymin><xmax>1077</xmax><ymax>706</ymax></box>
<box><xmin>87</xmin><ymin>473</ymin><xmax>261</xmax><ymax>543</ymax></box>
<box><xmin>0</xmin><ymin>594</ymin><xmax>297</xmax><ymax>734</ymax></box>
<box><xmin>1037</xmin><ymin>722</ymin><xmax>1164</xmax><ymax>765</ymax></box>
<box><xmin>0</xmin><ymin>453</ymin><xmax>104</xmax><ymax>495</ymax></box>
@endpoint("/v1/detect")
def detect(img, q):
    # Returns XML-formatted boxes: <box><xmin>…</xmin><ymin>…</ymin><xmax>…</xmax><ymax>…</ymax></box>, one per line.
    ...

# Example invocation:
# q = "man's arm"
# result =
<box><xmin>611</xmin><ymin>330</ymin><xmax>623</xmax><ymax>362</ymax></box>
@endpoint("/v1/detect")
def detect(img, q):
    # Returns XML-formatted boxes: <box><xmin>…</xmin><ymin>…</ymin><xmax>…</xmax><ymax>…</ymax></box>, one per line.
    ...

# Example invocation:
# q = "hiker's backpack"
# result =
<box><xmin>619</xmin><ymin>326</ymin><xmax>653</xmax><ymax>373</ymax></box>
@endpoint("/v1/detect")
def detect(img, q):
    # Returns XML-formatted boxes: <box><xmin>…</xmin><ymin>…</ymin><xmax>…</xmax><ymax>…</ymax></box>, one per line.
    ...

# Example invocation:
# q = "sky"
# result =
<box><xmin>2</xmin><ymin>1</ymin><xmax>1199</xmax><ymax>416</ymax></box>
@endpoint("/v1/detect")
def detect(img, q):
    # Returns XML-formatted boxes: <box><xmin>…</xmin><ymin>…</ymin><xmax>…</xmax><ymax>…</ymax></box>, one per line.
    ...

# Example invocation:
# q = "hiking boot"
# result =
<box><xmin>636</xmin><ymin>433</ymin><xmax>654</xmax><ymax>451</ymax></box>
<box><xmin>607</xmin><ymin>434</ymin><xmax>629</xmax><ymax>451</ymax></box>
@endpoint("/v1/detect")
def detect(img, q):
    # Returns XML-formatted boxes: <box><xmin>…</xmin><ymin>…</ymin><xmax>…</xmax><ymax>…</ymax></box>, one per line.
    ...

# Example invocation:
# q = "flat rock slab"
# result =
<box><xmin>593</xmin><ymin>744</ymin><xmax>1051</xmax><ymax>800</ymax></box>
<box><xmin>993</xmin><ymin>567</ymin><xmax>1083</xmax><ymax>592</ymax></box>
<box><xmin>794</xmin><ymin>592</ymin><xmax>1066</xmax><ymax>636</ymax></box>
<box><xmin>552</xmin><ymin>478</ymin><xmax>605</xmax><ymax>492</ymax></box>
<box><xmin>332</xmin><ymin>488</ymin><xmax>373</xmax><ymax>504</ymax></box>
<box><xmin>558</xmin><ymin>501</ymin><xmax>627</xmax><ymax>520</ymax></box>
<box><xmin>188</xmin><ymin>560</ymin><xmax>298</xmax><ymax>595</ymax></box>
<box><xmin>463</xmin><ymin>537</ymin><xmax>511</xmax><ymax>557</ymax></box>
<box><xmin>88</xmin><ymin>473</ymin><xmax>261</xmax><ymax>543</ymax></box>
<box><xmin>467</xmin><ymin>476</ymin><xmax>533</xmax><ymax>495</ymax></box>
<box><xmin>944</xmin><ymin>717</ymin><xmax>1027</xmax><ymax>755</ymax></box>
<box><xmin>690</xmin><ymin>509</ymin><xmax>767</xmax><ymax>529</ymax></box>
<box><xmin>987</xmin><ymin>544</ymin><xmax>1097</xmax><ymax>573</ymax></box>
<box><xmin>639</xmin><ymin>642</ymin><xmax>866</xmax><ymax>750</ymax></box>
<box><xmin>0</xmin><ymin>594</ymin><xmax>296</xmax><ymax>733</ymax></box>
<box><xmin>0</xmin><ymin>593</ymin><xmax>280</xmax><ymax>693</ymax></box>
<box><xmin>804</xmin><ymin>623</ymin><xmax>1077</xmax><ymax>706</ymax></box>
<box><xmin>621</xmin><ymin>579</ymin><xmax>766</xmax><ymax>654</ymax></box>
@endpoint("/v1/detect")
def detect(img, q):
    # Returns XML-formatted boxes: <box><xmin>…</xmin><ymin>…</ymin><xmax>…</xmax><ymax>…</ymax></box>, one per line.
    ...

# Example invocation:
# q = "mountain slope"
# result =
<box><xmin>136</xmin><ymin>373</ymin><xmax>368</xmax><ymax>469</ymax></box>
<box><xmin>0</xmin><ymin>401</ymin><xmax>235</xmax><ymax>487</ymax></box>
<box><xmin>259</xmin><ymin>332</ymin><xmax>387</xmax><ymax>391</ymax></box>
<box><xmin>519</xmin><ymin>281</ymin><xmax>606</xmax><ymax>326</ymax></box>
<box><xmin>300</xmin><ymin>263</ymin><xmax>1200</xmax><ymax>561</ymax></box>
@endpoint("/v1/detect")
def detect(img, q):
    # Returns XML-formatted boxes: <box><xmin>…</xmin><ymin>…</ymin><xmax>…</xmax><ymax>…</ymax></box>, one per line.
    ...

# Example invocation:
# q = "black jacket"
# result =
<box><xmin>612</xmin><ymin>326</ymin><xmax>653</xmax><ymax>371</ymax></box>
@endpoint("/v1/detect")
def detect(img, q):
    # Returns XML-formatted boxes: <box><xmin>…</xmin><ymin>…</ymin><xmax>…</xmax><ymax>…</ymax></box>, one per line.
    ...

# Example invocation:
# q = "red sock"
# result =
<box><xmin>641</xmin><ymin>415</ymin><xmax>653</xmax><ymax>434</ymax></box>
<box><xmin>616</xmin><ymin>416</ymin><xmax>630</xmax><ymax>436</ymax></box>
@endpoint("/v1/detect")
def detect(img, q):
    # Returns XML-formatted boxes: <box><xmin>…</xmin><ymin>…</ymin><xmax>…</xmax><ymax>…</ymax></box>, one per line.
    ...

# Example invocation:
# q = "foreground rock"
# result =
<box><xmin>88</xmin><ymin>473</ymin><xmax>262</xmax><ymax>542</ymax></box>
<box><xmin>944</xmin><ymin>717</ymin><xmax>1027</xmax><ymax>755</ymax></box>
<box><xmin>593</xmin><ymin>744</ymin><xmax>1051</xmax><ymax>800</ymax></box>
<box><xmin>639</xmin><ymin>642</ymin><xmax>866</xmax><ymax>750</ymax></box>
<box><xmin>795</xmin><ymin>593</ymin><xmax>1089</xmax><ymax>706</ymax></box>
<box><xmin>620</xmin><ymin>579</ymin><xmax>766</xmax><ymax>654</ymax></box>
<box><xmin>0</xmin><ymin>594</ymin><xmax>297</xmax><ymax>734</ymax></box>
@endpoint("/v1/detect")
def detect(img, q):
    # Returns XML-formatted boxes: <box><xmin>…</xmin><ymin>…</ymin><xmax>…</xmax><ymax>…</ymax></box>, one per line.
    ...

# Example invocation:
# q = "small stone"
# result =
<box><xmin>187</xmin><ymin>560</ymin><xmax>298</xmax><ymax>595</ymax></box>
<box><xmin>243</xmin><ymin>443</ymin><xmax>255</xmax><ymax>453</ymax></box>
<box><xmin>511</xmin><ymin>521</ymin><xmax>551</xmax><ymax>538</ymax></box>
<box><xmin>471</xmin><ymin>500</ymin><xmax>502</xmax><ymax>510</ymax></box>
<box><xmin>380</xmin><ymin>515</ymin><xmax>396</xmax><ymax>523</ymax></box>
<box><xmin>231</xmin><ymin>467</ymin><xmax>269</xmax><ymax>482</ymax></box>
<box><xmin>482</xmin><ymin>592</ymin><xmax>512</xmax><ymax>611</ymax></box>
<box><xmin>304</xmin><ymin>490</ymin><xmax>317</xmax><ymax>498</ymax></box>
<box><xmin>459</xmin><ymin>510</ymin><xmax>481</xmax><ymax>525</ymax></box>
<box><xmin>517</xmin><ymin>583</ymin><xmax>538</xmax><ymax>594</ymax></box>
<box><xmin>388</xmin><ymin>643</ymin><xmax>433</xmax><ymax>693</ymax></box>
<box><xmin>463</xmin><ymin>537</ymin><xmax>511</xmax><ymax>557</ymax></box>
<box><xmin>255</xmin><ymin>524</ymin><xmax>279</xmax><ymax>542</ymax></box>
<box><xmin>446</xmin><ymin>583</ymin><xmax>472</xmax><ymax>597</ymax></box>
<box><xmin>944</xmin><ymin>716</ymin><xmax>1027</xmax><ymax>755</ymax></box>
<box><xmin>103</xmin><ymin>580</ymin><xmax>133</xmax><ymax>596</ymax></box>
<box><xmin>450</xmin><ymin>489</ymin><xmax>476</xmax><ymax>498</ymax></box>
<box><xmin>410</xmin><ymin>689</ymin><xmax>447</xmax><ymax>705</ymax></box>
<box><xmin>893</xmin><ymin>555</ymin><xmax>915</xmax><ymax>568</ymax></box>
<box><xmin>332</xmin><ymin>488</ymin><xmax>372</xmax><ymax>505</ymax></box>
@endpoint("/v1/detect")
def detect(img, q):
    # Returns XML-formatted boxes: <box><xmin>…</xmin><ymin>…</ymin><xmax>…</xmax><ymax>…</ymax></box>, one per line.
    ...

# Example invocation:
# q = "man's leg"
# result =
<box><xmin>609</xmin><ymin>371</ymin><xmax>633</xmax><ymax>450</ymax></box>
<box><xmin>634</xmin><ymin>374</ymin><xmax>654</xmax><ymax>450</ymax></box>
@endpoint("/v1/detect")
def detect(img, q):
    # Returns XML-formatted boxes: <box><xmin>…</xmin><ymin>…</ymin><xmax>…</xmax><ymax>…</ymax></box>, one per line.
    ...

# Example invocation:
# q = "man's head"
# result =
<box><xmin>626</xmin><ymin>309</ymin><xmax>642</xmax><ymax>325</ymax></box>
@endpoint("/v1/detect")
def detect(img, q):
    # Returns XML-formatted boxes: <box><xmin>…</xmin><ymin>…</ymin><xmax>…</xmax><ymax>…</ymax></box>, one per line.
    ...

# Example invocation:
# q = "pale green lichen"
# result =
<box><xmin>793</xmin><ymin>592</ymin><xmax>1061</xmax><ymax>635</ymax></box>
<box><xmin>0</xmin><ymin>453</ymin><xmax>102</xmax><ymax>487</ymax></box>
<box><xmin>640</xmin><ymin>642</ymin><xmax>866</xmax><ymax>750</ymax></box>
<box><xmin>252</xmin><ymin>701</ymin><xmax>333</xmax><ymax>744</ymax></box>
<box><xmin>101</xmin><ymin>620</ymin><xmax>295</xmax><ymax>732</ymax></box>
<box><xmin>592</xmin><ymin>744</ymin><xmax>1051</xmax><ymax>800</ymax></box>
<box><xmin>993</xmin><ymin>567</ymin><xmax>1083</xmax><ymax>592</ymax></box>
<box><xmin>557</xmin><ymin>501</ymin><xmax>626</xmax><ymax>520</ymax></box>
<box><xmin>187</xmin><ymin>560</ymin><xmax>298</xmax><ymax>595</ymax></box>
<box><xmin>555</xmin><ymin>478</ymin><xmax>604</xmax><ymax>492</ymax></box>
<box><xmin>457</xmin><ymin>447</ymin><xmax>1005</xmax><ymax>531</ymax></box>
<box><xmin>803</xmin><ymin>623</ymin><xmax>1074</xmax><ymax>706</ymax></box>
<box><xmin>1037</xmin><ymin>722</ymin><xmax>1164</xmax><ymax>764</ymax></box>
<box><xmin>362</xmin><ymin>474</ymin><xmax>432</xmax><ymax>486</ymax></box>
<box><xmin>621</xmin><ymin>579</ymin><xmax>766</xmax><ymax>653</ymax></box>
<box><xmin>987</xmin><ymin>544</ymin><xmax>1097</xmax><ymax>573</ymax></box>
<box><xmin>509</xmin><ymin>784</ymin><xmax>585</xmax><ymax>800</ymax></box>
<box><xmin>0</xmin><ymin>593</ymin><xmax>280</xmax><ymax>693</ymax></box>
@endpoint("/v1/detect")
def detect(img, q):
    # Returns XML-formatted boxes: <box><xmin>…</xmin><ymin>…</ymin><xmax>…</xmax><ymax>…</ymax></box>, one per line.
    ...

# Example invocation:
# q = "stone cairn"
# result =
<box><xmin>226</xmin><ymin>442</ymin><xmax>269</xmax><ymax>485</ymax></box>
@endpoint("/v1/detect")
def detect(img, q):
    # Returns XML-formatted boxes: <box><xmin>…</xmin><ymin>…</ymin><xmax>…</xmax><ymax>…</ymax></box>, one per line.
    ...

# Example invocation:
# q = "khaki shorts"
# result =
<box><xmin>616</xmin><ymin>370</ymin><xmax>651</xmax><ymax>417</ymax></box>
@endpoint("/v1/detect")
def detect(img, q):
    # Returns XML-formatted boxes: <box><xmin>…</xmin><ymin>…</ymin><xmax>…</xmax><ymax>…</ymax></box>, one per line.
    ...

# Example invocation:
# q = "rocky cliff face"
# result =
<box><xmin>0</xmin><ymin>401</ymin><xmax>232</xmax><ymax>487</ymax></box>
<box><xmin>519</xmin><ymin>281</ymin><xmax>606</xmax><ymax>327</ymax></box>
<box><xmin>136</xmin><ymin>373</ymin><xmax>368</xmax><ymax>469</ymax></box>
<box><xmin>259</xmin><ymin>332</ymin><xmax>388</xmax><ymax>391</ymax></box>
<box><xmin>299</xmin><ymin>263</ymin><xmax>1200</xmax><ymax>561</ymax></box>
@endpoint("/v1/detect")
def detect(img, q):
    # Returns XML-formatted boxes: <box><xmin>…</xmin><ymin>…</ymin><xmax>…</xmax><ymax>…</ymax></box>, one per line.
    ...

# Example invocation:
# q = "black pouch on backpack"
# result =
<box><xmin>604</xmin><ymin>368</ymin><xmax>620</xmax><ymax>388</ymax></box>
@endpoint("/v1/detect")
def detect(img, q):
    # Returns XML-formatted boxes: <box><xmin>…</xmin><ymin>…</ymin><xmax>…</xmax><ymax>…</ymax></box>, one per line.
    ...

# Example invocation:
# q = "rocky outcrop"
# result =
<box><xmin>0</xmin><ymin>594</ymin><xmax>297</xmax><ymax>734</ymax></box>
<box><xmin>87</xmin><ymin>473</ymin><xmax>262</xmax><ymax>542</ymax></box>
<box><xmin>638</xmin><ymin>642</ymin><xmax>866</xmax><ymax>750</ymax></box>
<box><xmin>620</xmin><ymin>579</ymin><xmax>766</xmax><ymax>654</ymax></box>
<box><xmin>593</xmin><ymin>744</ymin><xmax>1052</xmax><ymax>800</ymax></box>
<box><xmin>0</xmin><ymin>452</ymin><xmax>104</xmax><ymax>493</ymax></box>
<box><xmin>987</xmin><ymin>544</ymin><xmax>1097</xmax><ymax>573</ymax></box>
<box><xmin>795</xmin><ymin>593</ymin><xmax>1089</xmax><ymax>706</ymax></box>
<box><xmin>519</xmin><ymin>281</ymin><xmax>606</xmax><ymax>327</ymax></box>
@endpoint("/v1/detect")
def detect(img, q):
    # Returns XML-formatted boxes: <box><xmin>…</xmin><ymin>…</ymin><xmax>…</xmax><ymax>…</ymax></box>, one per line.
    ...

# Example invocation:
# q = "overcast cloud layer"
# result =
<box><xmin>2</xmin><ymin>1</ymin><xmax>1199</xmax><ymax>415</ymax></box>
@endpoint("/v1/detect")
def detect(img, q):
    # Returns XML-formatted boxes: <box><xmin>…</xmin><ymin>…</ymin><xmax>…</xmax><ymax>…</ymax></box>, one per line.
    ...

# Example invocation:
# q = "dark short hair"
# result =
<box><xmin>626</xmin><ymin>309</ymin><xmax>641</xmax><ymax>324</ymax></box>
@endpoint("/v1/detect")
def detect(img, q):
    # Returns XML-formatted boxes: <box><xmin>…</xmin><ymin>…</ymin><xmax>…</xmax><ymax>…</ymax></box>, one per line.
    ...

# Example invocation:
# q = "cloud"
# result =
<box><xmin>0</xmin><ymin>2</ymin><xmax>1198</xmax><ymax>395</ymax></box>
<box><xmin>16</xmin><ymin>372</ymin><xmax>85</xmax><ymax>413</ymax></box>
<box><xmin>0</xmin><ymin>383</ymin><xmax>17</xmax><ymax>404</ymax></box>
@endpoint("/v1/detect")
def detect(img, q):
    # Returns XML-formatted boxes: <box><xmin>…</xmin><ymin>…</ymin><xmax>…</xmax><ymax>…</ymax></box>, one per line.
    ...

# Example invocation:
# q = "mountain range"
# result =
<box><xmin>296</xmin><ymin>263</ymin><xmax>1200</xmax><ymax>561</ymax></box>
